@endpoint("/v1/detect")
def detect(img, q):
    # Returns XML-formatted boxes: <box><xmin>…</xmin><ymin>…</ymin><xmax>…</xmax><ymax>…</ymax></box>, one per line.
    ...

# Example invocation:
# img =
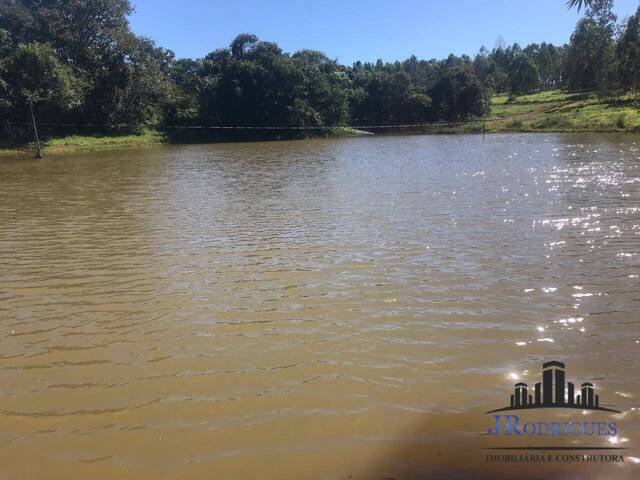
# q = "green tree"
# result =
<box><xmin>508</xmin><ymin>54</ymin><xmax>539</xmax><ymax>95</ymax></box>
<box><xmin>429</xmin><ymin>65</ymin><xmax>489</xmax><ymax>120</ymax></box>
<box><xmin>563</xmin><ymin>1</ymin><xmax>617</xmax><ymax>93</ymax></box>
<box><xmin>0</xmin><ymin>28</ymin><xmax>12</xmax><ymax>113</ymax></box>
<box><xmin>524</xmin><ymin>43</ymin><xmax>563</xmax><ymax>90</ymax></box>
<box><xmin>617</xmin><ymin>6</ymin><xmax>640</xmax><ymax>92</ymax></box>
<box><xmin>567</xmin><ymin>0</ymin><xmax>596</xmax><ymax>10</ymax></box>
<box><xmin>292</xmin><ymin>50</ymin><xmax>351</xmax><ymax>126</ymax></box>
<box><xmin>0</xmin><ymin>0</ymin><xmax>133</xmax><ymax>67</ymax></box>
<box><xmin>198</xmin><ymin>35</ymin><xmax>303</xmax><ymax>127</ymax></box>
<box><xmin>164</xmin><ymin>58</ymin><xmax>201</xmax><ymax>124</ymax></box>
<box><xmin>5</xmin><ymin>42</ymin><xmax>86</xmax><ymax>114</ymax></box>
<box><xmin>0</xmin><ymin>0</ymin><xmax>173</xmax><ymax>130</ymax></box>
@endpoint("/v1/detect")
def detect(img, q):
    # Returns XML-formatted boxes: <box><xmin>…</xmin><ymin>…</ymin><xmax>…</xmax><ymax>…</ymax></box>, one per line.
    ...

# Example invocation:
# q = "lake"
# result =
<box><xmin>0</xmin><ymin>133</ymin><xmax>638</xmax><ymax>479</ymax></box>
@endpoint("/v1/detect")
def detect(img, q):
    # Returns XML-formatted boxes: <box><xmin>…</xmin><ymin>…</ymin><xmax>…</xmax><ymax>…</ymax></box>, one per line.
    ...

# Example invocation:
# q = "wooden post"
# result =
<box><xmin>482</xmin><ymin>119</ymin><xmax>486</xmax><ymax>141</ymax></box>
<box><xmin>29</xmin><ymin>98</ymin><xmax>43</xmax><ymax>159</ymax></box>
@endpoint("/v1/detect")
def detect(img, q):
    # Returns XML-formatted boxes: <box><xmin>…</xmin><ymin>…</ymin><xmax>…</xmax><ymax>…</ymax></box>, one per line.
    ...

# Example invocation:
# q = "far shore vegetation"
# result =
<box><xmin>3</xmin><ymin>90</ymin><xmax>640</xmax><ymax>156</ymax></box>
<box><xmin>3</xmin><ymin>0</ymin><xmax>640</xmax><ymax>156</ymax></box>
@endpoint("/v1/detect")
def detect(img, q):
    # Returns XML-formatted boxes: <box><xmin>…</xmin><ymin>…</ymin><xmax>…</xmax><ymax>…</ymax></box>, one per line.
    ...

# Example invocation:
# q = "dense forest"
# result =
<box><xmin>1</xmin><ymin>0</ymin><xmax>640</xmax><ymax>142</ymax></box>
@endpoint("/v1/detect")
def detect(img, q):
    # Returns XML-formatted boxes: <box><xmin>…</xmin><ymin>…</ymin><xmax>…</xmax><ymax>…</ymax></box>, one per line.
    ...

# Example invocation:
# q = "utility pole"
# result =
<box><xmin>481</xmin><ymin>96</ymin><xmax>488</xmax><ymax>141</ymax></box>
<box><xmin>28</xmin><ymin>97</ymin><xmax>42</xmax><ymax>159</ymax></box>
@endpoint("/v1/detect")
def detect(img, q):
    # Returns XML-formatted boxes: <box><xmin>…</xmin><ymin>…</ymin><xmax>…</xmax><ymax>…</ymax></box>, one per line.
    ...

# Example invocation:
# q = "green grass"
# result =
<box><xmin>490</xmin><ymin>90</ymin><xmax>573</xmax><ymax>118</ymax></box>
<box><xmin>45</xmin><ymin>130</ymin><xmax>167</xmax><ymax>152</ymax></box>
<box><xmin>487</xmin><ymin>90</ymin><xmax>640</xmax><ymax>133</ymax></box>
<box><xmin>0</xmin><ymin>130</ymin><xmax>167</xmax><ymax>157</ymax></box>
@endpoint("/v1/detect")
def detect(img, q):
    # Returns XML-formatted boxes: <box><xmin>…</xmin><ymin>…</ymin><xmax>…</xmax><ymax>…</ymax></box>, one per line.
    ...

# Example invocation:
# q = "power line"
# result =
<box><xmin>6</xmin><ymin>118</ymin><xmax>495</xmax><ymax>130</ymax></box>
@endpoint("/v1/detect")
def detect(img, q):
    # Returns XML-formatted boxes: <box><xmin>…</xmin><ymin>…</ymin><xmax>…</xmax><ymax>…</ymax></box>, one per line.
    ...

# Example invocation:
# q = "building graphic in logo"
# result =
<box><xmin>487</xmin><ymin>360</ymin><xmax>621</xmax><ymax>413</ymax></box>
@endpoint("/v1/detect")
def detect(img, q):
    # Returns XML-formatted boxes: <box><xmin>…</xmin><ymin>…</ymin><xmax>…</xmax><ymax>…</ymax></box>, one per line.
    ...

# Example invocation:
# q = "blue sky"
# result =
<box><xmin>128</xmin><ymin>0</ymin><xmax>640</xmax><ymax>64</ymax></box>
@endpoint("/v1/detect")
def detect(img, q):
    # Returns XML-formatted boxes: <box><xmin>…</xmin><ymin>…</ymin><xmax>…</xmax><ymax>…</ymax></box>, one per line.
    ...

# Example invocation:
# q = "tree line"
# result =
<box><xmin>1</xmin><ymin>0</ymin><xmax>639</xmax><ymax>142</ymax></box>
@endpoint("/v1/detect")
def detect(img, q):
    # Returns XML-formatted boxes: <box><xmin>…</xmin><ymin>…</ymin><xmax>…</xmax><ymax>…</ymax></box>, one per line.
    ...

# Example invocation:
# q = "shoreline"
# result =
<box><xmin>0</xmin><ymin>126</ymin><xmax>373</xmax><ymax>157</ymax></box>
<box><xmin>2</xmin><ymin>127</ymin><xmax>639</xmax><ymax>158</ymax></box>
<box><xmin>3</xmin><ymin>90</ymin><xmax>640</xmax><ymax>157</ymax></box>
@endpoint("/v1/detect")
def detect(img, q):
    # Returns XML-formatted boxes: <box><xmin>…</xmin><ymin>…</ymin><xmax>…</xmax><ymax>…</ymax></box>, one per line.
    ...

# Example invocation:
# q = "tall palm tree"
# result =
<box><xmin>566</xmin><ymin>0</ymin><xmax>595</xmax><ymax>10</ymax></box>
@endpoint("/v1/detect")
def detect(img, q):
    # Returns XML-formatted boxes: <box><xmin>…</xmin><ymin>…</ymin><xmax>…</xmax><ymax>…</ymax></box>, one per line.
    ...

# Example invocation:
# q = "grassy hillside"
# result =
<box><xmin>487</xmin><ymin>90</ymin><xmax>640</xmax><ymax>132</ymax></box>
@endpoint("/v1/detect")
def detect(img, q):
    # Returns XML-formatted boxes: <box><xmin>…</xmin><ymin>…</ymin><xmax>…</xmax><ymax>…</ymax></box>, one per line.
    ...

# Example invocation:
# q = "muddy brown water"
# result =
<box><xmin>0</xmin><ymin>133</ymin><xmax>639</xmax><ymax>479</ymax></box>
